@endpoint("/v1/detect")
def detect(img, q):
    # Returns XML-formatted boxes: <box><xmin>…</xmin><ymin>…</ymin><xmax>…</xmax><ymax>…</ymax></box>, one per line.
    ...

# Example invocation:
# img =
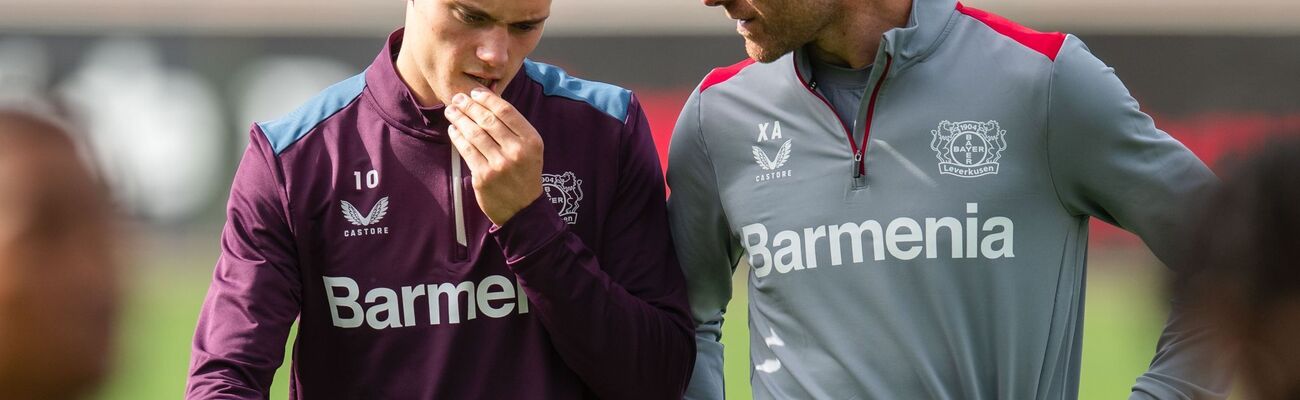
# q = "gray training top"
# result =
<box><xmin>666</xmin><ymin>0</ymin><xmax>1230</xmax><ymax>399</ymax></box>
<box><xmin>810</xmin><ymin>58</ymin><xmax>871</xmax><ymax>134</ymax></box>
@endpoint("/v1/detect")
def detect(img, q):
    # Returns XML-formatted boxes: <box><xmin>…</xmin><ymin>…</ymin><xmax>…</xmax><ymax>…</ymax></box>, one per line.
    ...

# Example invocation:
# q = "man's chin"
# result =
<box><xmin>745</xmin><ymin>39</ymin><xmax>793</xmax><ymax>63</ymax></box>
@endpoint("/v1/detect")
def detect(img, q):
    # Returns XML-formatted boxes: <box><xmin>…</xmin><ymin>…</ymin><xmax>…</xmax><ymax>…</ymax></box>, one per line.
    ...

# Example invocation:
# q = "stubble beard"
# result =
<box><xmin>744</xmin><ymin>0</ymin><xmax>836</xmax><ymax>63</ymax></box>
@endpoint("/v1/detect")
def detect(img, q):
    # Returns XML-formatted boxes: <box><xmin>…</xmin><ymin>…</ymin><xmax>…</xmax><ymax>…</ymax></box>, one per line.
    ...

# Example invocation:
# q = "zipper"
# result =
<box><xmin>799</xmin><ymin>71</ymin><xmax>854</xmax><ymax>165</ymax></box>
<box><xmin>796</xmin><ymin>53</ymin><xmax>893</xmax><ymax>182</ymax></box>
<box><xmin>855</xmin><ymin>55</ymin><xmax>893</xmax><ymax>178</ymax></box>
<box><xmin>450</xmin><ymin>146</ymin><xmax>468</xmax><ymax>261</ymax></box>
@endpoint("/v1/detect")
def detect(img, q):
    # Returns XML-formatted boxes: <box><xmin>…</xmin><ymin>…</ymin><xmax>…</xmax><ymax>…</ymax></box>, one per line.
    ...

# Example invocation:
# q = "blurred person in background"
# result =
<box><xmin>185</xmin><ymin>0</ymin><xmax>694</xmax><ymax>398</ymax></box>
<box><xmin>1180</xmin><ymin>137</ymin><xmax>1300</xmax><ymax>400</ymax></box>
<box><xmin>0</xmin><ymin>109</ymin><xmax>119</xmax><ymax>400</ymax></box>
<box><xmin>669</xmin><ymin>0</ymin><xmax>1230</xmax><ymax>399</ymax></box>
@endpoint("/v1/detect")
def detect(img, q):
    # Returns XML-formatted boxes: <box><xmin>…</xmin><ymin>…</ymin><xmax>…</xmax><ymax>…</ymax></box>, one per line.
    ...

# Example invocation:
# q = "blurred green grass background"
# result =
<box><xmin>92</xmin><ymin>235</ymin><xmax>1166</xmax><ymax>400</ymax></box>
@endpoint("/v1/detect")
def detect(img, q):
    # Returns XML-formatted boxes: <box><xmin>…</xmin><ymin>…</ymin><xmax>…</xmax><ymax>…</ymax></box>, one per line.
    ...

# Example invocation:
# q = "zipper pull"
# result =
<box><xmin>853</xmin><ymin>151</ymin><xmax>864</xmax><ymax>177</ymax></box>
<box><xmin>810</xmin><ymin>80</ymin><xmax>818</xmax><ymax>90</ymax></box>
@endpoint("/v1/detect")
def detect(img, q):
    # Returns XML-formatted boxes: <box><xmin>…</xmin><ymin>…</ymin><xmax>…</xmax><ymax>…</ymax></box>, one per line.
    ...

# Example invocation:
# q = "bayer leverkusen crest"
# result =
<box><xmin>930</xmin><ymin>120</ymin><xmax>1007</xmax><ymax>178</ymax></box>
<box><xmin>542</xmin><ymin>172</ymin><xmax>583</xmax><ymax>225</ymax></box>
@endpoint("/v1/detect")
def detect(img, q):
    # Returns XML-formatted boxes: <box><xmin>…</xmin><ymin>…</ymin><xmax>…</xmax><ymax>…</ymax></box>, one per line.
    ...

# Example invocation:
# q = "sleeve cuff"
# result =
<box><xmin>489</xmin><ymin>195</ymin><xmax>567</xmax><ymax>263</ymax></box>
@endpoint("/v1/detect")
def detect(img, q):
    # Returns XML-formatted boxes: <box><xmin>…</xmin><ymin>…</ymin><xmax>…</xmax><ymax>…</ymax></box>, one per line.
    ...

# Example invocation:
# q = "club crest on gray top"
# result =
<box><xmin>930</xmin><ymin>120</ymin><xmax>1007</xmax><ymax>178</ymax></box>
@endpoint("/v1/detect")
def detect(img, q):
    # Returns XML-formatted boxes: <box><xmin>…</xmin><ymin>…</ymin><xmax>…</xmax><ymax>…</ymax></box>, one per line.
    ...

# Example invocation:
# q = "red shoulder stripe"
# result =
<box><xmin>956</xmin><ymin>3</ymin><xmax>1066</xmax><ymax>61</ymax></box>
<box><xmin>700</xmin><ymin>58</ymin><xmax>757</xmax><ymax>93</ymax></box>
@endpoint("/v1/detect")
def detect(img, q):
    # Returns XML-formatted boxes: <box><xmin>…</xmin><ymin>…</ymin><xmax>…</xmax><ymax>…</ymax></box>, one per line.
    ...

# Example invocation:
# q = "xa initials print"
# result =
<box><xmin>751</xmin><ymin>120</ymin><xmax>795</xmax><ymax>182</ymax></box>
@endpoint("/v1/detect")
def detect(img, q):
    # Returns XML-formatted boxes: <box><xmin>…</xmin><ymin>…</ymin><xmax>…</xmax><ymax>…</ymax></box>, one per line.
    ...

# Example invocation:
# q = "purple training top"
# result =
<box><xmin>187</xmin><ymin>29</ymin><xmax>695</xmax><ymax>399</ymax></box>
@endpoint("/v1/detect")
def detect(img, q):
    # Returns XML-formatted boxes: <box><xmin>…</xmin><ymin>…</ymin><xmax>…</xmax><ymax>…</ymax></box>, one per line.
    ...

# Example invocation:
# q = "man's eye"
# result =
<box><xmin>512</xmin><ymin>23</ymin><xmax>538</xmax><ymax>32</ymax></box>
<box><xmin>458</xmin><ymin>11</ymin><xmax>487</xmax><ymax>24</ymax></box>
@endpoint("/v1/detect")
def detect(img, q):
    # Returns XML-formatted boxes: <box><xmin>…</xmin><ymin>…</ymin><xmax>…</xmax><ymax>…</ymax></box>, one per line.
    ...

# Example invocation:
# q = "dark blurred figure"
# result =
<box><xmin>1181</xmin><ymin>137</ymin><xmax>1300</xmax><ymax>400</ymax></box>
<box><xmin>0</xmin><ymin>109</ymin><xmax>118</xmax><ymax>400</ymax></box>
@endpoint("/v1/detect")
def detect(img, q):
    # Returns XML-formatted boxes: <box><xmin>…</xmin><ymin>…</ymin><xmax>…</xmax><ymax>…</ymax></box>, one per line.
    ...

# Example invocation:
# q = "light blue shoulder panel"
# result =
<box><xmin>257</xmin><ymin>71</ymin><xmax>367</xmax><ymax>155</ymax></box>
<box><xmin>523</xmin><ymin>59</ymin><xmax>631</xmax><ymax>122</ymax></box>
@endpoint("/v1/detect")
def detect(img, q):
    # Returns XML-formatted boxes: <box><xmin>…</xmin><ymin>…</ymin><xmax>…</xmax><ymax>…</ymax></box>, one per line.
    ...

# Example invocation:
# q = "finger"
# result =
<box><xmin>447</xmin><ymin>124</ymin><xmax>490</xmax><ymax>173</ymax></box>
<box><xmin>469</xmin><ymin>88</ymin><xmax>535</xmax><ymax>139</ymax></box>
<box><xmin>453</xmin><ymin>92</ymin><xmax>514</xmax><ymax>145</ymax></box>
<box><xmin>445</xmin><ymin>102</ymin><xmax>503</xmax><ymax>164</ymax></box>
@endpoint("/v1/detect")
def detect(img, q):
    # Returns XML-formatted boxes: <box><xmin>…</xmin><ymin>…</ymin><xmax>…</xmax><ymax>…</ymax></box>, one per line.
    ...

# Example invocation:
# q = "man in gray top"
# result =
<box><xmin>667</xmin><ymin>0</ymin><xmax>1230</xmax><ymax>398</ymax></box>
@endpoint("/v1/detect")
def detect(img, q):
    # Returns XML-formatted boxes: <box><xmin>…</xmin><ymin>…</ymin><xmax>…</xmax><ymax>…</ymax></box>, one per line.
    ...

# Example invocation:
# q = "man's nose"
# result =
<box><xmin>477</xmin><ymin>28</ymin><xmax>509</xmax><ymax>68</ymax></box>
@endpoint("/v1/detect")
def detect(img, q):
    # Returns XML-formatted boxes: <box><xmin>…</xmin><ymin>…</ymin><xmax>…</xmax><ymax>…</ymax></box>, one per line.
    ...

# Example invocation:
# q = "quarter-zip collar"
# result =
<box><xmin>789</xmin><ymin>0</ymin><xmax>957</xmax><ymax>183</ymax></box>
<box><xmin>793</xmin><ymin>0</ymin><xmax>958</xmax><ymax>84</ymax></box>
<box><xmin>364</xmin><ymin>28</ymin><xmax>526</xmax><ymax>143</ymax></box>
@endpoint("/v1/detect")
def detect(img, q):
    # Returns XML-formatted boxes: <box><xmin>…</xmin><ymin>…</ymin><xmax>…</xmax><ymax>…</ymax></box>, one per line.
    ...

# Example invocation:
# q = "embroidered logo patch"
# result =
<box><xmin>542</xmin><ymin>172</ymin><xmax>584</xmax><ymax>225</ymax></box>
<box><xmin>340</xmin><ymin>197</ymin><xmax>391</xmax><ymax>238</ymax></box>
<box><xmin>752</xmin><ymin>140</ymin><xmax>792</xmax><ymax>171</ymax></box>
<box><xmin>752</xmin><ymin>120</ymin><xmax>794</xmax><ymax>183</ymax></box>
<box><xmin>930</xmin><ymin>120</ymin><xmax>1007</xmax><ymax>178</ymax></box>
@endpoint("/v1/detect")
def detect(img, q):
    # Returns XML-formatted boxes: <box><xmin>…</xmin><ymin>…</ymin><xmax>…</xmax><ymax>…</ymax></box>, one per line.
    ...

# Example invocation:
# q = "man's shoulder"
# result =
<box><xmin>952</xmin><ymin>3</ymin><xmax>1068</xmax><ymax>62</ymax></box>
<box><xmin>256</xmin><ymin>71</ymin><xmax>368</xmax><ymax>156</ymax></box>
<box><xmin>518</xmin><ymin>59</ymin><xmax>632</xmax><ymax>124</ymax></box>
<box><xmin>686</xmin><ymin>57</ymin><xmax>790</xmax><ymax>129</ymax></box>
<box><xmin>699</xmin><ymin>58</ymin><xmax>759</xmax><ymax>94</ymax></box>
<box><xmin>692</xmin><ymin>57</ymin><xmax>788</xmax><ymax>105</ymax></box>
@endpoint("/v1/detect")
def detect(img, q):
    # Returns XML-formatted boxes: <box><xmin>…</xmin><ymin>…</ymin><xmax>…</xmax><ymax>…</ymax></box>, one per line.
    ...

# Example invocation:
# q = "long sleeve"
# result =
<box><xmin>186</xmin><ymin>127</ymin><xmax>301</xmax><ymax>399</ymax></box>
<box><xmin>488</xmin><ymin>94</ymin><xmax>695</xmax><ymax>400</ymax></box>
<box><xmin>1045</xmin><ymin>36</ymin><xmax>1231</xmax><ymax>400</ymax></box>
<box><xmin>666</xmin><ymin>88</ymin><xmax>744</xmax><ymax>400</ymax></box>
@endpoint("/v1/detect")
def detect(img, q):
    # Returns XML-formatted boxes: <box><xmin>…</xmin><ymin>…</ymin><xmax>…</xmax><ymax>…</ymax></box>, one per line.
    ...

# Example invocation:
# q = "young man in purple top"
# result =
<box><xmin>185</xmin><ymin>0</ymin><xmax>695</xmax><ymax>398</ymax></box>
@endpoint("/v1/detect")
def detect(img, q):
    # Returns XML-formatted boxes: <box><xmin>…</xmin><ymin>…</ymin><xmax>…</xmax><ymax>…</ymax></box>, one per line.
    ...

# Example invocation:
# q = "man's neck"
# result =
<box><xmin>809</xmin><ymin>0</ymin><xmax>912</xmax><ymax>69</ymax></box>
<box><xmin>394</xmin><ymin>35</ymin><xmax>442</xmax><ymax>108</ymax></box>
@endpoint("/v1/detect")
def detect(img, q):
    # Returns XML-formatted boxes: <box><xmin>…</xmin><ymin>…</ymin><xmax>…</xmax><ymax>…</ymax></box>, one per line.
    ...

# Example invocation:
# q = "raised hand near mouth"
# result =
<box><xmin>444</xmin><ymin>87</ymin><xmax>544</xmax><ymax>226</ymax></box>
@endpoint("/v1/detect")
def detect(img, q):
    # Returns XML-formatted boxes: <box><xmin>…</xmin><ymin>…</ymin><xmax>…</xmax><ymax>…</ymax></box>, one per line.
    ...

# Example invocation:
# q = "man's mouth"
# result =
<box><xmin>467</xmin><ymin>74</ymin><xmax>499</xmax><ymax>92</ymax></box>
